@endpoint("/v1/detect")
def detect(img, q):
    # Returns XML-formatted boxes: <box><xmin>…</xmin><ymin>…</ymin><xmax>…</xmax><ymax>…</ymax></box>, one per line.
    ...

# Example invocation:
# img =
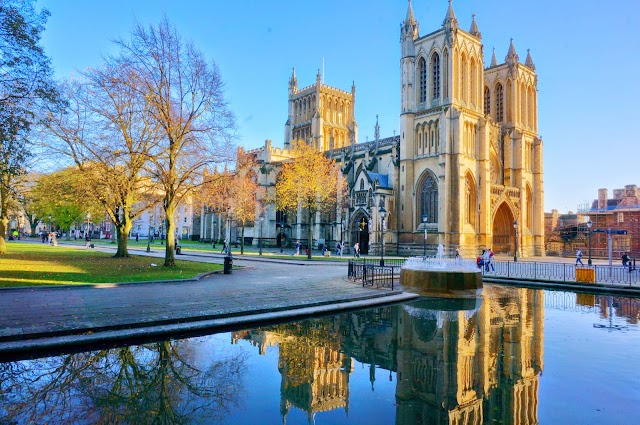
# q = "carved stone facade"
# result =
<box><xmin>230</xmin><ymin>1</ymin><xmax>545</xmax><ymax>258</ymax></box>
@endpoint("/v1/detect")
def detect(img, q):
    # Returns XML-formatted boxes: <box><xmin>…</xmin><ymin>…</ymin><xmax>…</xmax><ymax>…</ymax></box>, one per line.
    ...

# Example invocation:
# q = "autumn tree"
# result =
<box><xmin>0</xmin><ymin>0</ymin><xmax>59</xmax><ymax>253</ymax></box>
<box><xmin>114</xmin><ymin>18</ymin><xmax>235</xmax><ymax>266</ymax></box>
<box><xmin>30</xmin><ymin>168</ymin><xmax>102</xmax><ymax>238</ymax></box>
<box><xmin>227</xmin><ymin>151</ymin><xmax>261</xmax><ymax>255</ymax></box>
<box><xmin>275</xmin><ymin>141</ymin><xmax>346</xmax><ymax>259</ymax></box>
<box><xmin>43</xmin><ymin>68</ymin><xmax>160</xmax><ymax>257</ymax></box>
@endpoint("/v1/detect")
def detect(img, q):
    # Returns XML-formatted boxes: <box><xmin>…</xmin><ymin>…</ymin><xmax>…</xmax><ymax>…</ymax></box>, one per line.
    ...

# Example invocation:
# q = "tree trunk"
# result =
<box><xmin>164</xmin><ymin>203</ymin><xmax>176</xmax><ymax>267</ymax></box>
<box><xmin>241</xmin><ymin>224</ymin><xmax>245</xmax><ymax>255</ymax></box>
<box><xmin>114</xmin><ymin>217</ymin><xmax>132</xmax><ymax>258</ymax></box>
<box><xmin>307</xmin><ymin>207</ymin><xmax>313</xmax><ymax>259</ymax></box>
<box><xmin>0</xmin><ymin>216</ymin><xmax>7</xmax><ymax>255</ymax></box>
<box><xmin>29</xmin><ymin>219</ymin><xmax>37</xmax><ymax>237</ymax></box>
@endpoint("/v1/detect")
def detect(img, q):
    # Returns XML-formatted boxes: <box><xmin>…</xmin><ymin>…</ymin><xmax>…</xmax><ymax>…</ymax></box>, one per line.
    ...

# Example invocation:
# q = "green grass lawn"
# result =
<box><xmin>0</xmin><ymin>243</ymin><xmax>223</xmax><ymax>288</ymax></box>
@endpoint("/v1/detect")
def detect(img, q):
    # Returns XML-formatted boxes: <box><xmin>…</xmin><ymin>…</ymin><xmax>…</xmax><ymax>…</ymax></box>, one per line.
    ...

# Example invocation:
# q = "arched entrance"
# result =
<box><xmin>351</xmin><ymin>213</ymin><xmax>370</xmax><ymax>255</ymax></box>
<box><xmin>492</xmin><ymin>203</ymin><xmax>515</xmax><ymax>255</ymax></box>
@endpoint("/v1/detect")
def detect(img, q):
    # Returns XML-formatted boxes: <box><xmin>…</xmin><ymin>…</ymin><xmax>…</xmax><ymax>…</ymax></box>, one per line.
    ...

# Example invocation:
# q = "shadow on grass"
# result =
<box><xmin>0</xmin><ymin>243</ymin><xmax>222</xmax><ymax>287</ymax></box>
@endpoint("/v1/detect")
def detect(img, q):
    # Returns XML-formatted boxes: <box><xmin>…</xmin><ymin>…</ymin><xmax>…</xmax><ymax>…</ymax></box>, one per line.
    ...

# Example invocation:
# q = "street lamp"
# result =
<box><xmin>513</xmin><ymin>220</ymin><xmax>519</xmax><ymax>262</ymax></box>
<box><xmin>259</xmin><ymin>215</ymin><xmax>264</xmax><ymax>255</ymax></box>
<box><xmin>587</xmin><ymin>219</ymin><xmax>593</xmax><ymax>265</ymax></box>
<box><xmin>340</xmin><ymin>220</ymin><xmax>344</xmax><ymax>257</ymax></box>
<box><xmin>422</xmin><ymin>214</ymin><xmax>428</xmax><ymax>259</ymax></box>
<box><xmin>379</xmin><ymin>206</ymin><xmax>386</xmax><ymax>266</ymax></box>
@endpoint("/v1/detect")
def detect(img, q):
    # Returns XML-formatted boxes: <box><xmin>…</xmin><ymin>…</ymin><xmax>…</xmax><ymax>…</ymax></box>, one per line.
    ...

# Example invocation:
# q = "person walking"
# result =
<box><xmin>622</xmin><ymin>252</ymin><xmax>630</xmax><ymax>267</ymax></box>
<box><xmin>482</xmin><ymin>249</ymin><xmax>490</xmax><ymax>272</ymax></box>
<box><xmin>455</xmin><ymin>246</ymin><xmax>461</xmax><ymax>259</ymax></box>
<box><xmin>336</xmin><ymin>242</ymin><xmax>342</xmax><ymax>256</ymax></box>
<box><xmin>488</xmin><ymin>248</ymin><xmax>496</xmax><ymax>272</ymax></box>
<box><xmin>576</xmin><ymin>249</ymin><xmax>584</xmax><ymax>266</ymax></box>
<box><xmin>354</xmin><ymin>242</ymin><xmax>360</xmax><ymax>258</ymax></box>
<box><xmin>294</xmin><ymin>240</ymin><xmax>300</xmax><ymax>256</ymax></box>
<box><xmin>85</xmin><ymin>233</ymin><xmax>91</xmax><ymax>249</ymax></box>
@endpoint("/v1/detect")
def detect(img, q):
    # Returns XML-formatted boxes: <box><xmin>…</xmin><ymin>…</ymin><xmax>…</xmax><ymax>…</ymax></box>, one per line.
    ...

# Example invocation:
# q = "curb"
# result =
<box><xmin>0</xmin><ymin>292</ymin><xmax>419</xmax><ymax>359</ymax></box>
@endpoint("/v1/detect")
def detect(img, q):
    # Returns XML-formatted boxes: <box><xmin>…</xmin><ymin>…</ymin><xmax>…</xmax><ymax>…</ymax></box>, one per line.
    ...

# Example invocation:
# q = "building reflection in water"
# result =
<box><xmin>233</xmin><ymin>286</ymin><xmax>544</xmax><ymax>425</ymax></box>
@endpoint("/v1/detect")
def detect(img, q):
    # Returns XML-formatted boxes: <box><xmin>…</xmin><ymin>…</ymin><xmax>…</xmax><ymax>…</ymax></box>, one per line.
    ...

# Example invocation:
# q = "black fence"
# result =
<box><xmin>348</xmin><ymin>260</ymin><xmax>400</xmax><ymax>290</ymax></box>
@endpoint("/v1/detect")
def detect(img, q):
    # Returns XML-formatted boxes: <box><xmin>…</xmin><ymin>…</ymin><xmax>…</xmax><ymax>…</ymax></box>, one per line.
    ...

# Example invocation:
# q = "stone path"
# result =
<box><xmin>0</xmin><ymin>246</ymin><xmax>417</xmax><ymax>358</ymax></box>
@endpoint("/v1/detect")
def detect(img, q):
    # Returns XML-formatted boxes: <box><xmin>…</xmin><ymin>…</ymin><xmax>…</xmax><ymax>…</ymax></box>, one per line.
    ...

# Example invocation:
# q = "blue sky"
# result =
<box><xmin>39</xmin><ymin>0</ymin><xmax>640</xmax><ymax>214</ymax></box>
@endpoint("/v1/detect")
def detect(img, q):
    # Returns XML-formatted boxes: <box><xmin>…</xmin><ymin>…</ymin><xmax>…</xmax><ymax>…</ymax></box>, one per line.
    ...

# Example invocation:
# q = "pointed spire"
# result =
<box><xmin>289</xmin><ymin>67</ymin><xmax>297</xmax><ymax>88</ymax></box>
<box><xmin>490</xmin><ymin>47</ymin><xmax>497</xmax><ymax>67</ymax></box>
<box><xmin>405</xmin><ymin>0</ymin><xmax>416</xmax><ymax>25</ymax></box>
<box><xmin>505</xmin><ymin>38</ymin><xmax>519</xmax><ymax>65</ymax></box>
<box><xmin>525</xmin><ymin>48</ymin><xmax>536</xmax><ymax>70</ymax></box>
<box><xmin>374</xmin><ymin>115</ymin><xmax>380</xmax><ymax>142</ymax></box>
<box><xmin>443</xmin><ymin>0</ymin><xmax>458</xmax><ymax>29</ymax></box>
<box><xmin>401</xmin><ymin>0</ymin><xmax>419</xmax><ymax>42</ymax></box>
<box><xmin>316</xmin><ymin>69</ymin><xmax>321</xmax><ymax>85</ymax></box>
<box><xmin>469</xmin><ymin>13</ymin><xmax>481</xmax><ymax>39</ymax></box>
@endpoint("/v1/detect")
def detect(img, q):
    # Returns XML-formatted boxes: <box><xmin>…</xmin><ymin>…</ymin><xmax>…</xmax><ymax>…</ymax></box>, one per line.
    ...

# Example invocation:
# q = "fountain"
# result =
<box><xmin>400</xmin><ymin>244</ymin><xmax>482</xmax><ymax>292</ymax></box>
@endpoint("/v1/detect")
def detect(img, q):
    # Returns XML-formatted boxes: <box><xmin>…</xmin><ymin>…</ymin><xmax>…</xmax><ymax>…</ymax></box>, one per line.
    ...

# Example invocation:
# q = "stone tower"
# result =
<box><xmin>398</xmin><ymin>0</ymin><xmax>544</xmax><ymax>257</ymax></box>
<box><xmin>284</xmin><ymin>68</ymin><xmax>358</xmax><ymax>153</ymax></box>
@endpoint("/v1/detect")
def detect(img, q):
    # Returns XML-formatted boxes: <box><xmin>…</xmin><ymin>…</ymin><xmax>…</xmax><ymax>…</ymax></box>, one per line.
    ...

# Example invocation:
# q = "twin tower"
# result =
<box><xmin>278</xmin><ymin>0</ymin><xmax>544</xmax><ymax>257</ymax></box>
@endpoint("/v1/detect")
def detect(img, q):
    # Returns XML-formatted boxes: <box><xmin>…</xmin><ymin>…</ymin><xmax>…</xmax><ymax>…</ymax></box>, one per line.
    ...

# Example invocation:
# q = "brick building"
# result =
<box><xmin>577</xmin><ymin>185</ymin><xmax>640</xmax><ymax>260</ymax></box>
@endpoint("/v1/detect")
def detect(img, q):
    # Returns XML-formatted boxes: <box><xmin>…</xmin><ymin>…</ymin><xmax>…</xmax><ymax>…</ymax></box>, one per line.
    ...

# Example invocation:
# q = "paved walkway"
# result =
<box><xmin>0</xmin><ymin>246</ymin><xmax>417</xmax><ymax>359</ymax></box>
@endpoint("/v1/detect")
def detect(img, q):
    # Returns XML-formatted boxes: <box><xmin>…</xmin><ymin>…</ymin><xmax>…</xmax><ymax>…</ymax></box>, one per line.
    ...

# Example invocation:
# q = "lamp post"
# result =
<box><xmin>587</xmin><ymin>219</ymin><xmax>593</xmax><ymax>265</ymax></box>
<box><xmin>513</xmin><ymin>220</ymin><xmax>519</xmax><ymax>262</ymax></box>
<box><xmin>340</xmin><ymin>220</ymin><xmax>344</xmax><ymax>257</ymax></box>
<box><xmin>259</xmin><ymin>215</ymin><xmax>264</xmax><ymax>255</ymax></box>
<box><xmin>146</xmin><ymin>217</ymin><xmax>152</xmax><ymax>253</ymax></box>
<box><xmin>48</xmin><ymin>215</ymin><xmax>52</xmax><ymax>234</ymax></box>
<box><xmin>422</xmin><ymin>214</ymin><xmax>428</xmax><ymax>259</ymax></box>
<box><xmin>379</xmin><ymin>206</ymin><xmax>386</xmax><ymax>266</ymax></box>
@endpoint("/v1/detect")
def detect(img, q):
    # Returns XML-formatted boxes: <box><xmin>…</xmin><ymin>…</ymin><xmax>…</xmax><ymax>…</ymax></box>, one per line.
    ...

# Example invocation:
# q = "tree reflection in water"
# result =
<box><xmin>0</xmin><ymin>340</ymin><xmax>247</xmax><ymax>424</ymax></box>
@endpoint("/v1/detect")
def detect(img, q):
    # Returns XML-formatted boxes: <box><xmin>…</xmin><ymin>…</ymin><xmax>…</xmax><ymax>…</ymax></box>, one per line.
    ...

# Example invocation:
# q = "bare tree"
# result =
<box><xmin>43</xmin><ymin>66</ymin><xmax>160</xmax><ymax>257</ymax></box>
<box><xmin>114</xmin><ymin>18</ymin><xmax>236</xmax><ymax>266</ymax></box>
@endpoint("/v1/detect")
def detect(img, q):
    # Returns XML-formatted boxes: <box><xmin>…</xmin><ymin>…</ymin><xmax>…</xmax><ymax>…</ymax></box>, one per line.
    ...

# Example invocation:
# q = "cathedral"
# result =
<box><xmin>197</xmin><ymin>0</ymin><xmax>545</xmax><ymax>258</ymax></box>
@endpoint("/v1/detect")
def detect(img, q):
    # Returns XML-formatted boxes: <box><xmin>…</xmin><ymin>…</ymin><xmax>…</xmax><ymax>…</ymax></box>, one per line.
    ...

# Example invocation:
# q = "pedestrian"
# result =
<box><xmin>354</xmin><ymin>242</ymin><xmax>360</xmax><ymax>258</ymax></box>
<box><xmin>85</xmin><ymin>233</ymin><xmax>91</xmax><ymax>249</ymax></box>
<box><xmin>221</xmin><ymin>239</ymin><xmax>227</xmax><ymax>254</ymax></box>
<box><xmin>482</xmin><ymin>249</ymin><xmax>490</xmax><ymax>272</ymax></box>
<box><xmin>622</xmin><ymin>252</ymin><xmax>629</xmax><ymax>267</ymax></box>
<box><xmin>479</xmin><ymin>249</ymin><xmax>486</xmax><ymax>269</ymax></box>
<box><xmin>135</xmin><ymin>233</ymin><xmax>139</xmax><ymax>242</ymax></box>
<box><xmin>488</xmin><ymin>248</ymin><xmax>495</xmax><ymax>272</ymax></box>
<box><xmin>455</xmin><ymin>246</ymin><xmax>460</xmax><ymax>259</ymax></box>
<box><xmin>336</xmin><ymin>242</ymin><xmax>342</xmax><ymax>256</ymax></box>
<box><xmin>576</xmin><ymin>249</ymin><xmax>584</xmax><ymax>266</ymax></box>
<box><xmin>294</xmin><ymin>240</ymin><xmax>300</xmax><ymax>256</ymax></box>
<box><xmin>42</xmin><ymin>231</ymin><xmax>46</xmax><ymax>243</ymax></box>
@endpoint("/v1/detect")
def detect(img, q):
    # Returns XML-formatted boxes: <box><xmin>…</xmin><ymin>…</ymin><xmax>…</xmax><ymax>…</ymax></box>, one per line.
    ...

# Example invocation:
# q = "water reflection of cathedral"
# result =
<box><xmin>233</xmin><ymin>287</ymin><xmax>544</xmax><ymax>424</ymax></box>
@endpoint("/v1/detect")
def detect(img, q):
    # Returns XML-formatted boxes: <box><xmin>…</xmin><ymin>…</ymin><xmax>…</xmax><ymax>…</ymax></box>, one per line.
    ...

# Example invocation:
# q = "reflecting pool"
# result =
<box><xmin>1</xmin><ymin>285</ymin><xmax>639</xmax><ymax>424</ymax></box>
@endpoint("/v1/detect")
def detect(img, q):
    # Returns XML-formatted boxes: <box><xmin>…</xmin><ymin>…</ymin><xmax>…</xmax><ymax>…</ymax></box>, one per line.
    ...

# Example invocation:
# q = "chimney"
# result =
<box><xmin>597</xmin><ymin>189</ymin><xmax>607</xmax><ymax>209</ymax></box>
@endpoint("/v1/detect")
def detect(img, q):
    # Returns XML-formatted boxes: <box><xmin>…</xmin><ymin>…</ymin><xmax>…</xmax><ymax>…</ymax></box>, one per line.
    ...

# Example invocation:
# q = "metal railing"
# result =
<box><xmin>481</xmin><ymin>261</ymin><xmax>640</xmax><ymax>286</ymax></box>
<box><xmin>348</xmin><ymin>260</ymin><xmax>399</xmax><ymax>290</ymax></box>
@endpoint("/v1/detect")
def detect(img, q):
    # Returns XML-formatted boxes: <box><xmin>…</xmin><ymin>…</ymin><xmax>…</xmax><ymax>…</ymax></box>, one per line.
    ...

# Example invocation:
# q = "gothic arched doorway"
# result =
<box><xmin>351</xmin><ymin>213</ymin><xmax>370</xmax><ymax>255</ymax></box>
<box><xmin>492</xmin><ymin>203</ymin><xmax>516</xmax><ymax>255</ymax></box>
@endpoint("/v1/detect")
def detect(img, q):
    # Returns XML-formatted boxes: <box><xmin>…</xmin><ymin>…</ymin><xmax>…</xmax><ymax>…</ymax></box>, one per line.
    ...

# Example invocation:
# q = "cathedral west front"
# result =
<box><xmin>199</xmin><ymin>0</ymin><xmax>545</xmax><ymax>259</ymax></box>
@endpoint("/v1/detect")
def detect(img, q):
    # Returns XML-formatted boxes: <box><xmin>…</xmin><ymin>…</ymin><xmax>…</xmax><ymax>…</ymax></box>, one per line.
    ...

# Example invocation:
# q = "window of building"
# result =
<box><xmin>484</xmin><ymin>86</ymin><xmax>490</xmax><ymax>116</ymax></box>
<box><xmin>618</xmin><ymin>212</ymin><xmax>624</xmax><ymax>223</ymax></box>
<box><xmin>420</xmin><ymin>173</ymin><xmax>438</xmax><ymax>224</ymax></box>
<box><xmin>431</xmin><ymin>53</ymin><xmax>440</xmax><ymax>99</ymax></box>
<box><xmin>443</xmin><ymin>50</ymin><xmax>449</xmax><ymax>98</ymax></box>
<box><xmin>465</xmin><ymin>174</ymin><xmax>476</xmax><ymax>228</ymax></box>
<box><xmin>419</xmin><ymin>57</ymin><xmax>427</xmax><ymax>103</ymax></box>
<box><xmin>614</xmin><ymin>236</ymin><xmax>630</xmax><ymax>252</ymax></box>
<box><xmin>496</xmin><ymin>83</ymin><xmax>504</xmax><ymax>122</ymax></box>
